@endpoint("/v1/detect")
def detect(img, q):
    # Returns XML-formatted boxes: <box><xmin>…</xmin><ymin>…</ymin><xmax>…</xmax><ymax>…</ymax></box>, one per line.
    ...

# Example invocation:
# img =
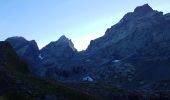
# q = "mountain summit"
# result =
<box><xmin>6</xmin><ymin>36</ymin><xmax>45</xmax><ymax>76</ymax></box>
<box><xmin>86</xmin><ymin>4</ymin><xmax>169</xmax><ymax>60</ymax></box>
<box><xmin>57</xmin><ymin>35</ymin><xmax>69</xmax><ymax>42</ymax></box>
<box><xmin>134</xmin><ymin>4</ymin><xmax>153</xmax><ymax>14</ymax></box>
<box><xmin>40</xmin><ymin>35</ymin><xmax>77</xmax><ymax>65</ymax></box>
<box><xmin>57</xmin><ymin>35</ymin><xmax>77</xmax><ymax>51</ymax></box>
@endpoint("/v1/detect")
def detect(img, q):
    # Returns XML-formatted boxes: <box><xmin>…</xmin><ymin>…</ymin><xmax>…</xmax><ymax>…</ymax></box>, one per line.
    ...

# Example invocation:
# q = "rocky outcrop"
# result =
<box><xmin>0</xmin><ymin>41</ymin><xmax>29</xmax><ymax>74</ymax></box>
<box><xmin>5</xmin><ymin>37</ymin><xmax>45</xmax><ymax>77</ymax></box>
<box><xmin>40</xmin><ymin>35</ymin><xmax>77</xmax><ymax>68</ymax></box>
<box><xmin>41</xmin><ymin>35</ymin><xmax>77</xmax><ymax>60</ymax></box>
<box><xmin>40</xmin><ymin>35</ymin><xmax>78</xmax><ymax>80</ymax></box>
<box><xmin>87</xmin><ymin>4</ymin><xmax>170</xmax><ymax>60</ymax></box>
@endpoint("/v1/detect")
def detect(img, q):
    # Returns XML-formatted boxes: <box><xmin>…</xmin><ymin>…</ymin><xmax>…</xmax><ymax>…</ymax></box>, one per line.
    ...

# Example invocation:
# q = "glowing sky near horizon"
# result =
<box><xmin>0</xmin><ymin>0</ymin><xmax>170</xmax><ymax>51</ymax></box>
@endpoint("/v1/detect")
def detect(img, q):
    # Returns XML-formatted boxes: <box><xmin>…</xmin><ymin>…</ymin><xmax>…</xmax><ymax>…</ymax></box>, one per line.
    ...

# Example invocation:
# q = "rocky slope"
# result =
<box><xmin>87</xmin><ymin>4</ymin><xmax>170</xmax><ymax>60</ymax></box>
<box><xmin>40</xmin><ymin>35</ymin><xmax>77</xmax><ymax>63</ymax></box>
<box><xmin>6</xmin><ymin>37</ymin><xmax>46</xmax><ymax>77</ymax></box>
<box><xmin>40</xmin><ymin>35</ymin><xmax>79</xmax><ymax>80</ymax></box>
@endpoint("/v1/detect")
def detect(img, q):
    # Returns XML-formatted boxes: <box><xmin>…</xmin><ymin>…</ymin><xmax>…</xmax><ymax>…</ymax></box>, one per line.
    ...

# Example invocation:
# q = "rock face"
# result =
<box><xmin>6</xmin><ymin>37</ymin><xmax>45</xmax><ymax>77</ymax></box>
<box><xmin>41</xmin><ymin>35</ymin><xmax>77</xmax><ymax>61</ymax></box>
<box><xmin>40</xmin><ymin>35</ymin><xmax>78</xmax><ymax>80</ymax></box>
<box><xmin>83</xmin><ymin>4</ymin><xmax>170</xmax><ymax>88</ymax></box>
<box><xmin>0</xmin><ymin>42</ymin><xmax>29</xmax><ymax>74</ymax></box>
<box><xmin>40</xmin><ymin>35</ymin><xmax>77</xmax><ymax>67</ymax></box>
<box><xmin>87</xmin><ymin>4</ymin><xmax>170</xmax><ymax>60</ymax></box>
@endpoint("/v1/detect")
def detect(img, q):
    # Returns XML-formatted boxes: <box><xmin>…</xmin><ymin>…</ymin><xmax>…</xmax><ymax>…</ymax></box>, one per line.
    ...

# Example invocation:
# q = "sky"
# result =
<box><xmin>0</xmin><ymin>0</ymin><xmax>170</xmax><ymax>51</ymax></box>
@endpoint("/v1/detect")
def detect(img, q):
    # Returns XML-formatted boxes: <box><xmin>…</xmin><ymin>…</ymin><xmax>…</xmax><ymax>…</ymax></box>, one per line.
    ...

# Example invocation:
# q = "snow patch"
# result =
<box><xmin>39</xmin><ymin>54</ymin><xmax>44</xmax><ymax>60</ymax></box>
<box><xmin>112</xmin><ymin>60</ymin><xmax>121</xmax><ymax>63</ymax></box>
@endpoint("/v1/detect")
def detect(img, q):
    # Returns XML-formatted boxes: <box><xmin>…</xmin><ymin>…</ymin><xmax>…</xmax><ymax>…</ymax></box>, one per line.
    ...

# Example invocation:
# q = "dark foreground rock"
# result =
<box><xmin>6</xmin><ymin>37</ymin><xmax>46</xmax><ymax>77</ymax></box>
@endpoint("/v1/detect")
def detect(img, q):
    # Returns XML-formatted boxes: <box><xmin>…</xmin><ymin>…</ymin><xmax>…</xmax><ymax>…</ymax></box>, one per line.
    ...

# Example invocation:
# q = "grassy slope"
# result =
<box><xmin>0</xmin><ymin>71</ymin><xmax>98</xmax><ymax>100</ymax></box>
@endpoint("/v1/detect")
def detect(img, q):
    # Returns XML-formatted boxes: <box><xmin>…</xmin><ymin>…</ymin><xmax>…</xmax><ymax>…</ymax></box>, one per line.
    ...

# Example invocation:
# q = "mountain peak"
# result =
<box><xmin>57</xmin><ymin>35</ymin><xmax>77</xmax><ymax>51</ymax></box>
<box><xmin>58</xmin><ymin>35</ymin><xmax>69</xmax><ymax>42</ymax></box>
<box><xmin>134</xmin><ymin>4</ymin><xmax>153</xmax><ymax>14</ymax></box>
<box><xmin>6</xmin><ymin>36</ymin><xmax>27</xmax><ymax>42</ymax></box>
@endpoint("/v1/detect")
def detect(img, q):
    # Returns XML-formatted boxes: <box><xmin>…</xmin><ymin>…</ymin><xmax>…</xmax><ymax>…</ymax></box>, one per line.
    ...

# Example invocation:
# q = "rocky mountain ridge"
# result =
<box><xmin>87</xmin><ymin>4</ymin><xmax>170</xmax><ymax>61</ymax></box>
<box><xmin>6</xmin><ymin>37</ymin><xmax>46</xmax><ymax>77</ymax></box>
<box><xmin>40</xmin><ymin>35</ymin><xmax>77</xmax><ymax>61</ymax></box>
<box><xmin>5</xmin><ymin>4</ymin><xmax>170</xmax><ymax>90</ymax></box>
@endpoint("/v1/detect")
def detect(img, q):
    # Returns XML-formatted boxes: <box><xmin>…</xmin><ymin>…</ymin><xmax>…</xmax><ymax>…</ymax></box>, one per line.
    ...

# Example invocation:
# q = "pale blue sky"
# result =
<box><xmin>0</xmin><ymin>0</ymin><xmax>170</xmax><ymax>51</ymax></box>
